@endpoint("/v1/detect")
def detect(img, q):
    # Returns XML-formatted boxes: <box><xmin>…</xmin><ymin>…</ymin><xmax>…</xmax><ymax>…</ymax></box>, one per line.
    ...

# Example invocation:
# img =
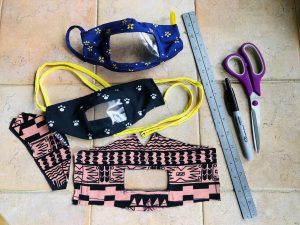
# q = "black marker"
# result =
<box><xmin>225</xmin><ymin>78</ymin><xmax>253</xmax><ymax>161</ymax></box>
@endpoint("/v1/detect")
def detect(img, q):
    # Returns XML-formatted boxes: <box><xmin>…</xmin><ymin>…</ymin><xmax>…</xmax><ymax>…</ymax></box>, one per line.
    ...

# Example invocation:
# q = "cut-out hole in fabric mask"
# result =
<box><xmin>65</xmin><ymin>11</ymin><xmax>183</xmax><ymax>72</ymax></box>
<box><xmin>73</xmin><ymin>133</ymin><xmax>220</xmax><ymax>210</ymax></box>
<box><xmin>124</xmin><ymin>170</ymin><xmax>168</xmax><ymax>191</ymax></box>
<box><xmin>110</xmin><ymin>32</ymin><xmax>159</xmax><ymax>63</ymax></box>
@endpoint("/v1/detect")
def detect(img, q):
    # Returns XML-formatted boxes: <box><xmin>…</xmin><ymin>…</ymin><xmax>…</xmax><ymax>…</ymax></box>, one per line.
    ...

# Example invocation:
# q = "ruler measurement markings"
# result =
<box><xmin>188</xmin><ymin>13</ymin><xmax>252</xmax><ymax>217</ymax></box>
<box><xmin>182</xmin><ymin>12</ymin><xmax>256</xmax><ymax>219</ymax></box>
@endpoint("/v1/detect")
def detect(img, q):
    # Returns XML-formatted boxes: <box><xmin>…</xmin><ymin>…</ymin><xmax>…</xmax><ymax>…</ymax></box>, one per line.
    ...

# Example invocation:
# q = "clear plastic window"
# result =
<box><xmin>90</xmin><ymin>99</ymin><xmax>127</xmax><ymax>124</ymax></box>
<box><xmin>110</xmin><ymin>32</ymin><xmax>159</xmax><ymax>63</ymax></box>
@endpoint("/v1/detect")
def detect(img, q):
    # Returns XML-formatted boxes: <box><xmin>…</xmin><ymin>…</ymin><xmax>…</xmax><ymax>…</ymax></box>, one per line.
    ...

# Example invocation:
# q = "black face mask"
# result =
<box><xmin>35</xmin><ymin>63</ymin><xmax>204</xmax><ymax>140</ymax></box>
<box><xmin>44</xmin><ymin>79</ymin><xmax>164</xmax><ymax>140</ymax></box>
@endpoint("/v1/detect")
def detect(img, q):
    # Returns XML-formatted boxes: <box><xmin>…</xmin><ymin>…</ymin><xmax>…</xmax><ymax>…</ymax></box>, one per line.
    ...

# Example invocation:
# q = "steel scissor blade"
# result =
<box><xmin>250</xmin><ymin>93</ymin><xmax>261</xmax><ymax>153</ymax></box>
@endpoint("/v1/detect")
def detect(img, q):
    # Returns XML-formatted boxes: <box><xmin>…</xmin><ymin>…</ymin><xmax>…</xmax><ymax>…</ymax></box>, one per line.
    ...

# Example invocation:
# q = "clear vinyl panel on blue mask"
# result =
<box><xmin>110</xmin><ymin>32</ymin><xmax>159</xmax><ymax>63</ymax></box>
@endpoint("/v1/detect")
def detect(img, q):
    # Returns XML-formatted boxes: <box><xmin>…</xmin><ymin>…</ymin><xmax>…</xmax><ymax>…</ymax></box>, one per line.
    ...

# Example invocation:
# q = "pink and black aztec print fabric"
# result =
<box><xmin>9</xmin><ymin>113</ymin><xmax>71</xmax><ymax>190</ymax></box>
<box><xmin>73</xmin><ymin>133</ymin><xmax>220</xmax><ymax>211</ymax></box>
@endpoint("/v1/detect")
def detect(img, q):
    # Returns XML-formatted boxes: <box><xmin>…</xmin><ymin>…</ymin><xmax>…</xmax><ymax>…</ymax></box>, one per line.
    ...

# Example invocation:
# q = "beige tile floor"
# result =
<box><xmin>0</xmin><ymin>0</ymin><xmax>299</xmax><ymax>224</ymax></box>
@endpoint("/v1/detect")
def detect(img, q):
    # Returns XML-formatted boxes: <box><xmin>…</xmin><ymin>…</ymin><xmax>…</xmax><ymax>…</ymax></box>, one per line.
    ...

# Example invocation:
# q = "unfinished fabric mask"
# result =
<box><xmin>73</xmin><ymin>133</ymin><xmax>220</xmax><ymax>210</ymax></box>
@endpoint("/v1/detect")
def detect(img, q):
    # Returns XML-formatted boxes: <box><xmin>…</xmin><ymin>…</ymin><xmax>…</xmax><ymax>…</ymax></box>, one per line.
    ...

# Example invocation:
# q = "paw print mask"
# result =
<box><xmin>65</xmin><ymin>12</ymin><xmax>183</xmax><ymax>72</ymax></box>
<box><xmin>35</xmin><ymin>62</ymin><xmax>204</xmax><ymax>140</ymax></box>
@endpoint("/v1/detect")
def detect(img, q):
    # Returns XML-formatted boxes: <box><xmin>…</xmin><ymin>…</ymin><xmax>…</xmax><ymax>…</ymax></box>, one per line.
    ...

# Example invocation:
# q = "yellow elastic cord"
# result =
<box><xmin>34</xmin><ymin>62</ymin><xmax>204</xmax><ymax>137</ymax></box>
<box><xmin>114</xmin><ymin>77</ymin><xmax>204</xmax><ymax>137</ymax></box>
<box><xmin>35</xmin><ymin>62</ymin><xmax>111</xmax><ymax>112</ymax></box>
<box><xmin>170</xmin><ymin>11</ymin><xmax>177</xmax><ymax>25</ymax></box>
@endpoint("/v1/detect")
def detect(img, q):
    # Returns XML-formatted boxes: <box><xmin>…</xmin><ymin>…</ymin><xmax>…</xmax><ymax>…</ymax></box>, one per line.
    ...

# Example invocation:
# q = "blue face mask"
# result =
<box><xmin>65</xmin><ymin>12</ymin><xmax>183</xmax><ymax>72</ymax></box>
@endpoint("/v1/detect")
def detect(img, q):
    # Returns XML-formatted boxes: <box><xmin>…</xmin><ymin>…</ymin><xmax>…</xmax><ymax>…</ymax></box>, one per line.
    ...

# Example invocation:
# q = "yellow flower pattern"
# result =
<box><xmin>127</xmin><ymin>23</ymin><xmax>134</xmax><ymax>30</ymax></box>
<box><xmin>112</xmin><ymin>64</ymin><xmax>118</xmax><ymax>69</ymax></box>
<box><xmin>98</xmin><ymin>57</ymin><xmax>104</xmax><ymax>63</ymax></box>
<box><xmin>95</xmin><ymin>28</ymin><xmax>101</xmax><ymax>34</ymax></box>
<box><xmin>144</xmin><ymin>62</ymin><xmax>151</xmax><ymax>66</ymax></box>
<box><xmin>87</xmin><ymin>46</ymin><xmax>93</xmax><ymax>52</ymax></box>
<box><xmin>106</xmin><ymin>49</ymin><xmax>111</xmax><ymax>55</ymax></box>
<box><xmin>122</xmin><ymin>19</ymin><xmax>127</xmax><ymax>24</ymax></box>
<box><xmin>164</xmin><ymin>31</ymin><xmax>171</xmax><ymax>37</ymax></box>
<box><xmin>153</xmin><ymin>23</ymin><xmax>158</xmax><ymax>28</ymax></box>
<box><xmin>174</xmin><ymin>37</ymin><xmax>180</xmax><ymax>43</ymax></box>
<box><xmin>83</xmin><ymin>40</ymin><xmax>90</xmax><ymax>46</ymax></box>
<box><xmin>128</xmin><ymin>69</ymin><xmax>134</xmax><ymax>72</ymax></box>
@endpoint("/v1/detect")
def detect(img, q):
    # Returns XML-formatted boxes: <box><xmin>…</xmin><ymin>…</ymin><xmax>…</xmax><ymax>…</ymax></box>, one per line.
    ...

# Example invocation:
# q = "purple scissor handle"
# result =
<box><xmin>222</xmin><ymin>42</ymin><xmax>266</xmax><ymax>97</ymax></box>
<box><xmin>222</xmin><ymin>42</ymin><xmax>266</xmax><ymax>154</ymax></box>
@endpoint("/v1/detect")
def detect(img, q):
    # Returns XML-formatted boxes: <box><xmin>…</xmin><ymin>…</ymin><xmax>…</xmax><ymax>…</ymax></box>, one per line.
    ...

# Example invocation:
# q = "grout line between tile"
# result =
<box><xmin>0</xmin><ymin>189</ymin><xmax>72</xmax><ymax>193</ymax></box>
<box><xmin>202</xmin><ymin>202</ymin><xmax>205</xmax><ymax>225</ymax></box>
<box><xmin>220</xmin><ymin>188</ymin><xmax>300</xmax><ymax>193</ymax></box>
<box><xmin>1</xmin><ymin>79</ymin><xmax>300</xmax><ymax>87</ymax></box>
<box><xmin>0</xmin><ymin>0</ymin><xmax>3</xmax><ymax>28</ymax></box>
<box><xmin>294</xmin><ymin>0</ymin><xmax>300</xmax><ymax>55</ymax></box>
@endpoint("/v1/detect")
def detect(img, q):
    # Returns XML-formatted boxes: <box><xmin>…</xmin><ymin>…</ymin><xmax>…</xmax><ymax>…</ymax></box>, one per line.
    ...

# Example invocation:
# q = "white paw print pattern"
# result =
<box><xmin>87</xmin><ymin>133</ymin><xmax>93</xmax><ymax>140</ymax></box>
<box><xmin>124</xmin><ymin>98</ymin><xmax>130</xmax><ymax>104</ymax></box>
<box><xmin>97</xmin><ymin>92</ymin><xmax>101</xmax><ymax>97</ymax></box>
<box><xmin>125</xmin><ymin>122</ymin><xmax>132</xmax><ymax>128</ymax></box>
<box><xmin>48</xmin><ymin>120</ymin><xmax>54</xmax><ymax>127</ymax></box>
<box><xmin>73</xmin><ymin>120</ymin><xmax>79</xmax><ymax>127</ymax></box>
<box><xmin>136</xmin><ymin>85</ymin><xmax>142</xmax><ymax>91</ymax></box>
<box><xmin>102</xmin><ymin>94</ymin><xmax>109</xmax><ymax>100</ymax></box>
<box><xmin>58</xmin><ymin>105</ymin><xmax>66</xmax><ymax>112</ymax></box>
<box><xmin>104</xmin><ymin>129</ymin><xmax>110</xmax><ymax>135</ymax></box>
<box><xmin>138</xmin><ymin>111</ymin><xmax>143</xmax><ymax>116</ymax></box>
<box><xmin>150</xmin><ymin>93</ymin><xmax>157</xmax><ymax>99</ymax></box>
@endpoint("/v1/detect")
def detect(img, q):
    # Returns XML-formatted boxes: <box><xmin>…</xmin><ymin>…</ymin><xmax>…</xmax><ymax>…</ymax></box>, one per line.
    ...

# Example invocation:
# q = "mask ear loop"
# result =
<box><xmin>65</xmin><ymin>26</ymin><xmax>86</xmax><ymax>61</ymax></box>
<box><xmin>114</xmin><ymin>77</ymin><xmax>204</xmax><ymax>137</ymax></box>
<box><xmin>35</xmin><ymin>62</ymin><xmax>111</xmax><ymax>112</ymax></box>
<box><xmin>170</xmin><ymin>11</ymin><xmax>177</xmax><ymax>25</ymax></box>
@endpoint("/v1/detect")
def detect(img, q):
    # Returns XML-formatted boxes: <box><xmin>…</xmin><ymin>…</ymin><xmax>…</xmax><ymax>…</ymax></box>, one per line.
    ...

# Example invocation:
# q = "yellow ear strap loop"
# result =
<box><xmin>170</xmin><ymin>11</ymin><xmax>177</xmax><ymax>25</ymax></box>
<box><xmin>35</xmin><ymin>62</ymin><xmax>111</xmax><ymax>112</ymax></box>
<box><xmin>114</xmin><ymin>77</ymin><xmax>204</xmax><ymax>137</ymax></box>
<box><xmin>114</xmin><ymin>82</ymin><xmax>193</xmax><ymax>136</ymax></box>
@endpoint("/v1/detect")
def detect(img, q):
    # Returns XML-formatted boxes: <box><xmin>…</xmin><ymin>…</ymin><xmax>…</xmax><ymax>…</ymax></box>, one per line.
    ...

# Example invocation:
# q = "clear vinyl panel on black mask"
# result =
<box><xmin>110</xmin><ymin>32</ymin><xmax>160</xmax><ymax>63</ymax></box>
<box><xmin>91</xmin><ymin>99</ymin><xmax>127</xmax><ymax>124</ymax></box>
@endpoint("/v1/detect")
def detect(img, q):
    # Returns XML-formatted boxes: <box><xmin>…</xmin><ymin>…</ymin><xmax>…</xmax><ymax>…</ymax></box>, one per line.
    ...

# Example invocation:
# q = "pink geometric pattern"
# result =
<box><xmin>73</xmin><ymin>133</ymin><xmax>220</xmax><ymax>210</ymax></box>
<box><xmin>9</xmin><ymin>113</ymin><xmax>71</xmax><ymax>190</ymax></box>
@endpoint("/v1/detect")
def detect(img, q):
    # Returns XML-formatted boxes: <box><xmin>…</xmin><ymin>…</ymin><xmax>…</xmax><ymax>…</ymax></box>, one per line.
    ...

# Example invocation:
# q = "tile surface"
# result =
<box><xmin>0</xmin><ymin>85</ymin><xmax>92</xmax><ymax>191</ymax></box>
<box><xmin>91</xmin><ymin>204</ymin><xmax>203</xmax><ymax>225</ymax></box>
<box><xmin>0</xmin><ymin>192</ymin><xmax>90</xmax><ymax>225</ymax></box>
<box><xmin>196</xmin><ymin>0</ymin><xmax>300</xmax><ymax>81</ymax></box>
<box><xmin>0</xmin><ymin>0</ymin><xmax>299</xmax><ymax>224</ymax></box>
<box><xmin>203</xmin><ymin>191</ymin><xmax>300</xmax><ymax>225</ymax></box>
<box><xmin>0</xmin><ymin>0</ymin><xmax>96</xmax><ymax>84</ymax></box>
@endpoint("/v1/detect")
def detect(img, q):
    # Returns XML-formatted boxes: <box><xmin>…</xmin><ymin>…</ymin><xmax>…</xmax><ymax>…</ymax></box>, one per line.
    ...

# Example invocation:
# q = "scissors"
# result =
<box><xmin>222</xmin><ymin>42</ymin><xmax>266</xmax><ymax>153</ymax></box>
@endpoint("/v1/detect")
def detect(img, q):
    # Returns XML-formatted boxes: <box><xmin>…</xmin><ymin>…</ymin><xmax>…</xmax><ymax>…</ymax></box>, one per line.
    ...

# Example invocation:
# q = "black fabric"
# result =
<box><xmin>45</xmin><ymin>79</ymin><xmax>164</xmax><ymax>139</ymax></box>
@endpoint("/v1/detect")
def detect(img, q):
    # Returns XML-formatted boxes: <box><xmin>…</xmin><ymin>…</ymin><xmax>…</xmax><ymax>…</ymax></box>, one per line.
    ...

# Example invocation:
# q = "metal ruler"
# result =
<box><xmin>182</xmin><ymin>12</ymin><xmax>257</xmax><ymax>219</ymax></box>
